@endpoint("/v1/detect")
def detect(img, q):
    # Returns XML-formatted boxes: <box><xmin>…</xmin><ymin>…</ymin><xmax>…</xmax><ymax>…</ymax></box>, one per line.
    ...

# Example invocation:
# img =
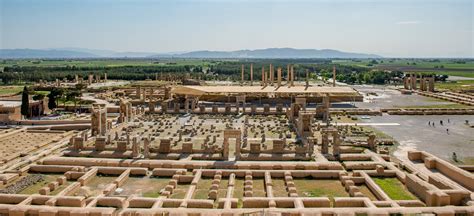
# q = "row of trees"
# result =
<box><xmin>0</xmin><ymin>65</ymin><xmax>204</xmax><ymax>84</ymax></box>
<box><xmin>20</xmin><ymin>84</ymin><xmax>85</xmax><ymax>119</ymax></box>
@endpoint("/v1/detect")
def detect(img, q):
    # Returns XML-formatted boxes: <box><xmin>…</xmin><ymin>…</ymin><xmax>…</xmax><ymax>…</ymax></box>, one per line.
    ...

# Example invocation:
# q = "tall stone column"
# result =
<box><xmin>223</xmin><ymin>138</ymin><xmax>229</xmax><ymax>160</ymax></box>
<box><xmin>428</xmin><ymin>77</ymin><xmax>435</xmax><ymax>92</ymax></box>
<box><xmin>332</xmin><ymin>65</ymin><xmax>336</xmax><ymax>87</ymax></box>
<box><xmin>291</xmin><ymin>65</ymin><xmax>295</xmax><ymax>86</ymax></box>
<box><xmin>261</xmin><ymin>66</ymin><xmax>265</xmax><ymax>86</ymax></box>
<box><xmin>236</xmin><ymin>137</ymin><xmax>241</xmax><ymax>160</ymax></box>
<box><xmin>104</xmin><ymin>73</ymin><xmax>107</xmax><ymax>82</ymax></box>
<box><xmin>144</xmin><ymin>137</ymin><xmax>150</xmax><ymax>158</ymax></box>
<box><xmin>287</xmin><ymin>64</ymin><xmax>291</xmax><ymax>85</ymax></box>
<box><xmin>241</xmin><ymin>64</ymin><xmax>244</xmax><ymax>84</ymax></box>
<box><xmin>250</xmin><ymin>63</ymin><xmax>253</xmax><ymax>86</ymax></box>
<box><xmin>333</xmin><ymin>132</ymin><xmax>340</xmax><ymax>158</ymax></box>
<box><xmin>403</xmin><ymin>77</ymin><xmax>409</xmax><ymax>89</ymax></box>
<box><xmin>184</xmin><ymin>98</ymin><xmax>189</xmax><ymax>113</ymax></box>
<box><xmin>88</xmin><ymin>74</ymin><xmax>93</xmax><ymax>85</ymax></box>
<box><xmin>132</xmin><ymin>136</ymin><xmax>140</xmax><ymax>157</ymax></box>
<box><xmin>269</xmin><ymin>64</ymin><xmax>274</xmax><ymax>85</ymax></box>
<box><xmin>411</xmin><ymin>74</ymin><xmax>417</xmax><ymax>90</ymax></box>
<box><xmin>277</xmin><ymin>67</ymin><xmax>282</xmax><ymax>87</ymax></box>
<box><xmin>321</xmin><ymin>132</ymin><xmax>329</xmax><ymax>154</ymax></box>
<box><xmin>322</xmin><ymin>95</ymin><xmax>330</xmax><ymax>122</ymax></box>
<box><xmin>305</xmin><ymin>69</ymin><xmax>309</xmax><ymax>88</ymax></box>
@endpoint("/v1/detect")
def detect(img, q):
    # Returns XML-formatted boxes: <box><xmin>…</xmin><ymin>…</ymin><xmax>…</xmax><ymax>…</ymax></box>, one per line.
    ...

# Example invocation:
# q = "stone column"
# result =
<box><xmin>332</xmin><ymin>65</ymin><xmax>336</xmax><ymax>87</ymax></box>
<box><xmin>368</xmin><ymin>134</ymin><xmax>376</xmax><ymax>151</ymax></box>
<box><xmin>305</xmin><ymin>70</ymin><xmax>309</xmax><ymax>88</ymax></box>
<box><xmin>403</xmin><ymin>77</ymin><xmax>409</xmax><ymax>89</ymax></box>
<box><xmin>104</xmin><ymin>73</ymin><xmax>107</xmax><ymax>82</ymax></box>
<box><xmin>287</xmin><ymin>65</ymin><xmax>291</xmax><ymax>85</ymax></box>
<box><xmin>235</xmin><ymin>137</ymin><xmax>241</xmax><ymax>160</ymax></box>
<box><xmin>269</xmin><ymin>64</ymin><xmax>274</xmax><ymax>85</ymax></box>
<box><xmin>117</xmin><ymin>141</ymin><xmax>127</xmax><ymax>152</ymax></box>
<box><xmin>333</xmin><ymin>132</ymin><xmax>340</xmax><ymax>158</ymax></box>
<box><xmin>428</xmin><ymin>77</ymin><xmax>435</xmax><ymax>92</ymax></box>
<box><xmin>149</xmin><ymin>101</ymin><xmax>155</xmax><ymax>112</ymax></box>
<box><xmin>144</xmin><ymin>137</ymin><xmax>150</xmax><ymax>158</ymax></box>
<box><xmin>241</xmin><ymin>64</ymin><xmax>244</xmax><ymax>83</ymax></box>
<box><xmin>184</xmin><ymin>98</ymin><xmax>189</xmax><ymax>113</ymax></box>
<box><xmin>261</xmin><ymin>66</ymin><xmax>265</xmax><ymax>86</ymax></box>
<box><xmin>322</xmin><ymin>95</ymin><xmax>330</xmax><ymax>122</ymax></box>
<box><xmin>321</xmin><ymin>132</ymin><xmax>329</xmax><ymax>154</ymax></box>
<box><xmin>291</xmin><ymin>65</ymin><xmax>295</xmax><ymax>87</ymax></box>
<box><xmin>88</xmin><ymin>74</ymin><xmax>93</xmax><ymax>85</ymax></box>
<box><xmin>132</xmin><ymin>137</ymin><xmax>140</xmax><ymax>157</ymax></box>
<box><xmin>223</xmin><ymin>138</ymin><xmax>229</xmax><ymax>160</ymax></box>
<box><xmin>250</xmin><ymin>63</ymin><xmax>253</xmax><ymax>86</ymax></box>
<box><xmin>411</xmin><ymin>74</ymin><xmax>417</xmax><ymax>90</ymax></box>
<box><xmin>277</xmin><ymin>67</ymin><xmax>282</xmax><ymax>87</ymax></box>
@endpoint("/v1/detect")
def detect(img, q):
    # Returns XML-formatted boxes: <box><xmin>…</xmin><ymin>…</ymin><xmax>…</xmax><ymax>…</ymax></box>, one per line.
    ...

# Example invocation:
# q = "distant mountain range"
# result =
<box><xmin>0</xmin><ymin>48</ymin><xmax>381</xmax><ymax>59</ymax></box>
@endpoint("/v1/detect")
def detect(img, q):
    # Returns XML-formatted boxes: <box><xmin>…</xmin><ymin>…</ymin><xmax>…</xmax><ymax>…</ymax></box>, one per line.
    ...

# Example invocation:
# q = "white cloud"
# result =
<box><xmin>396</xmin><ymin>21</ymin><xmax>421</xmax><ymax>25</ymax></box>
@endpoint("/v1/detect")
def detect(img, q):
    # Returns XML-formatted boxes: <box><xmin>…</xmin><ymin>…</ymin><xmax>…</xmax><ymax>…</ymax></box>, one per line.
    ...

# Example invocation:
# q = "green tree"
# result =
<box><xmin>47</xmin><ymin>88</ymin><xmax>64</xmax><ymax>110</ymax></box>
<box><xmin>66</xmin><ymin>90</ymin><xmax>82</xmax><ymax>111</ymax></box>
<box><xmin>21</xmin><ymin>86</ymin><xmax>30</xmax><ymax>118</ymax></box>
<box><xmin>32</xmin><ymin>93</ymin><xmax>45</xmax><ymax>101</ymax></box>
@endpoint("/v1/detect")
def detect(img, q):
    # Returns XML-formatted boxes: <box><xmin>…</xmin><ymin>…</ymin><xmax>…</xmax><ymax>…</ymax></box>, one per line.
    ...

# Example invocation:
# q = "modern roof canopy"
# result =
<box><xmin>171</xmin><ymin>85</ymin><xmax>363</xmax><ymax>101</ymax></box>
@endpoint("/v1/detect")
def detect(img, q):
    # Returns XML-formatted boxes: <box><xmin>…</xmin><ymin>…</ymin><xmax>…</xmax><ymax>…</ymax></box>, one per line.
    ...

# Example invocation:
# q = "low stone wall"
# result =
<box><xmin>41</xmin><ymin>157</ymin><xmax>344</xmax><ymax>170</ymax></box>
<box><xmin>0</xmin><ymin>175</ymin><xmax>43</xmax><ymax>194</ymax></box>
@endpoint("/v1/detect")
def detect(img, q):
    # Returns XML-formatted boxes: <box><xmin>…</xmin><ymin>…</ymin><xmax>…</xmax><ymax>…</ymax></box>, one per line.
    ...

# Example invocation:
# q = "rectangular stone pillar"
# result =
<box><xmin>276</xmin><ymin>103</ymin><xmax>283</xmax><ymax>113</ymax></box>
<box><xmin>261</xmin><ymin>66</ymin><xmax>265</xmax><ymax>86</ymax></box>
<box><xmin>287</xmin><ymin>65</ymin><xmax>291</xmax><ymax>85</ymax></box>
<box><xmin>305</xmin><ymin>70</ymin><xmax>309</xmax><ymax>88</ymax></box>
<box><xmin>269</xmin><ymin>64</ymin><xmax>274</xmax><ymax>85</ymax></box>
<box><xmin>159</xmin><ymin>139</ymin><xmax>171</xmax><ymax>153</ymax></box>
<box><xmin>333</xmin><ymin>132</ymin><xmax>340</xmax><ymax>158</ymax></box>
<box><xmin>251</xmin><ymin>105</ymin><xmax>257</xmax><ymax>114</ymax></box>
<box><xmin>174</xmin><ymin>102</ymin><xmax>180</xmax><ymax>113</ymax></box>
<box><xmin>199</xmin><ymin>104</ymin><xmax>205</xmax><ymax>113</ymax></box>
<box><xmin>331</xmin><ymin>65</ymin><xmax>336</xmax><ymax>87</ymax></box>
<box><xmin>291</xmin><ymin>65</ymin><xmax>295</xmax><ymax>86</ymax></box>
<box><xmin>143</xmin><ymin>137</ymin><xmax>150</xmax><ymax>158</ymax></box>
<box><xmin>428</xmin><ymin>77</ymin><xmax>435</xmax><ymax>92</ymax></box>
<box><xmin>263</xmin><ymin>104</ymin><xmax>270</xmax><ymax>114</ymax></box>
<box><xmin>132</xmin><ymin>137</ymin><xmax>140</xmax><ymax>157</ymax></box>
<box><xmin>117</xmin><ymin>141</ymin><xmax>127</xmax><ymax>152</ymax></box>
<box><xmin>411</xmin><ymin>74</ymin><xmax>417</xmax><ymax>90</ymax></box>
<box><xmin>250</xmin><ymin>63</ymin><xmax>253</xmax><ymax>86</ymax></box>
<box><xmin>241</xmin><ymin>64</ymin><xmax>244</xmax><ymax>83</ymax></box>
<box><xmin>277</xmin><ymin>67</ymin><xmax>282</xmax><ymax>87</ymax></box>
<box><xmin>149</xmin><ymin>101</ymin><xmax>155</xmax><ymax>112</ymax></box>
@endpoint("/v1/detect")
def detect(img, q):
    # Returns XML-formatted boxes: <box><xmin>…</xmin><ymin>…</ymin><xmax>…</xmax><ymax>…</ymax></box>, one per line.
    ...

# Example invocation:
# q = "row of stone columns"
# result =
<box><xmin>403</xmin><ymin>74</ymin><xmax>435</xmax><ymax>92</ymax></box>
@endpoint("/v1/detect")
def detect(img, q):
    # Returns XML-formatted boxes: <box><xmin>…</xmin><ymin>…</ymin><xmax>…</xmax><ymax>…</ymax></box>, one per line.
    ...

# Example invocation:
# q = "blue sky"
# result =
<box><xmin>1</xmin><ymin>0</ymin><xmax>472</xmax><ymax>57</ymax></box>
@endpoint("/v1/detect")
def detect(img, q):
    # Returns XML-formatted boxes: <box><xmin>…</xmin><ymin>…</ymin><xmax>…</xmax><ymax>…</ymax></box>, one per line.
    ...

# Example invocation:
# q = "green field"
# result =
<box><xmin>334</xmin><ymin>59</ymin><xmax>474</xmax><ymax>78</ymax></box>
<box><xmin>373</xmin><ymin>178</ymin><xmax>417</xmax><ymax>200</ymax></box>
<box><xmin>0</xmin><ymin>85</ymin><xmax>23</xmax><ymax>95</ymax></box>
<box><xmin>435</xmin><ymin>80</ymin><xmax>474</xmax><ymax>91</ymax></box>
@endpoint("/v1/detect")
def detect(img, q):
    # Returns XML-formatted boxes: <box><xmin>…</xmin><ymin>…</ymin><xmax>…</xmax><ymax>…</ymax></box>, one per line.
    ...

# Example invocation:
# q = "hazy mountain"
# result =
<box><xmin>0</xmin><ymin>48</ymin><xmax>381</xmax><ymax>59</ymax></box>
<box><xmin>0</xmin><ymin>49</ymin><xmax>99</xmax><ymax>58</ymax></box>
<box><xmin>151</xmin><ymin>48</ymin><xmax>381</xmax><ymax>58</ymax></box>
<box><xmin>55</xmin><ymin>48</ymin><xmax>158</xmax><ymax>58</ymax></box>
<box><xmin>0</xmin><ymin>48</ymin><xmax>158</xmax><ymax>58</ymax></box>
